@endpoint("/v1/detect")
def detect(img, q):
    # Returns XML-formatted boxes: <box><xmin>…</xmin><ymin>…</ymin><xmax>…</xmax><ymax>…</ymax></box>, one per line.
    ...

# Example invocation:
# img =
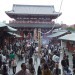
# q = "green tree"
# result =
<box><xmin>66</xmin><ymin>27</ymin><xmax>75</xmax><ymax>31</ymax></box>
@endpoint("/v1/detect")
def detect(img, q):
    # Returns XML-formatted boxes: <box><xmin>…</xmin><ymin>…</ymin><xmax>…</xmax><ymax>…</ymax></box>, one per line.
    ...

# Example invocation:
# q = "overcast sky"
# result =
<box><xmin>0</xmin><ymin>0</ymin><xmax>75</xmax><ymax>25</ymax></box>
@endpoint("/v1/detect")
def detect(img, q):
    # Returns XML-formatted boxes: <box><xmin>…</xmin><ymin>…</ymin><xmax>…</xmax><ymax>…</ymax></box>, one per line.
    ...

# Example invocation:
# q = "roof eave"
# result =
<box><xmin>5</xmin><ymin>11</ymin><xmax>61</xmax><ymax>19</ymax></box>
<box><xmin>7</xmin><ymin>23</ymin><xmax>61</xmax><ymax>28</ymax></box>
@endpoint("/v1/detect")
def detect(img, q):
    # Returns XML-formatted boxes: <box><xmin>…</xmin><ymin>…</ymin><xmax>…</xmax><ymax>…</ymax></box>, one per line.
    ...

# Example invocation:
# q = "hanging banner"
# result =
<box><xmin>38</xmin><ymin>28</ymin><xmax>41</xmax><ymax>54</ymax></box>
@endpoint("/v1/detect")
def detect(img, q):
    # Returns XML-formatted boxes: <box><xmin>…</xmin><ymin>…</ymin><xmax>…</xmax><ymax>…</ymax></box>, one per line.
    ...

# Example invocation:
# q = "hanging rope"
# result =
<box><xmin>41</xmin><ymin>0</ymin><xmax>64</xmax><ymax>35</ymax></box>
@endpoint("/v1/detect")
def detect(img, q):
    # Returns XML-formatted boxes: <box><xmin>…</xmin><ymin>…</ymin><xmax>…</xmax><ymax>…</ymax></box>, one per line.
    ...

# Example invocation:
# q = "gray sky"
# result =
<box><xmin>0</xmin><ymin>0</ymin><xmax>75</xmax><ymax>25</ymax></box>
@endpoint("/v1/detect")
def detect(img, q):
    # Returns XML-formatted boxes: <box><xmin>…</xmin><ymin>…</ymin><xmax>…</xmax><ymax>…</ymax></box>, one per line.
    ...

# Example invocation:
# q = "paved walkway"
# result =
<box><xmin>0</xmin><ymin>49</ymin><xmax>73</xmax><ymax>75</ymax></box>
<box><xmin>7</xmin><ymin>55</ymin><xmax>40</xmax><ymax>75</ymax></box>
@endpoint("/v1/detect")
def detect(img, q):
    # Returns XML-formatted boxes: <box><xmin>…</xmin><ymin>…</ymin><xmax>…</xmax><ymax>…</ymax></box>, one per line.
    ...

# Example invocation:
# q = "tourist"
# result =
<box><xmin>42</xmin><ymin>63</ymin><xmax>52</xmax><ymax>75</ymax></box>
<box><xmin>72</xmin><ymin>53</ymin><xmax>75</xmax><ymax>74</ymax></box>
<box><xmin>2</xmin><ymin>54</ymin><xmax>6</xmax><ymax>64</ymax></box>
<box><xmin>0</xmin><ymin>51</ymin><xmax>2</xmax><ymax>68</ymax></box>
<box><xmin>37</xmin><ymin>65</ymin><xmax>42</xmax><ymax>75</ymax></box>
<box><xmin>11</xmin><ymin>58</ymin><xmax>17</xmax><ymax>74</ymax></box>
<box><xmin>2</xmin><ymin>63</ymin><xmax>8</xmax><ymax>75</ymax></box>
<box><xmin>52</xmin><ymin>63</ymin><xmax>61</xmax><ymax>75</ymax></box>
<box><xmin>15</xmin><ymin>63</ymin><xmax>31</xmax><ymax>75</ymax></box>
<box><xmin>34</xmin><ymin>50</ymin><xmax>38</xmax><ymax>64</ymax></box>
<box><xmin>27</xmin><ymin>57</ymin><xmax>35</xmax><ymax>75</ymax></box>
<box><xmin>65</xmin><ymin>55</ymin><xmax>69</xmax><ymax>67</ymax></box>
<box><xmin>61</xmin><ymin>56</ymin><xmax>68</xmax><ymax>73</ymax></box>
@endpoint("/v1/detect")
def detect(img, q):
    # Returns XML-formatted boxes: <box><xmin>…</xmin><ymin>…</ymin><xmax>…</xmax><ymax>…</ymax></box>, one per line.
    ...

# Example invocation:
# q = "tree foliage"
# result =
<box><xmin>66</xmin><ymin>27</ymin><xmax>75</xmax><ymax>31</ymax></box>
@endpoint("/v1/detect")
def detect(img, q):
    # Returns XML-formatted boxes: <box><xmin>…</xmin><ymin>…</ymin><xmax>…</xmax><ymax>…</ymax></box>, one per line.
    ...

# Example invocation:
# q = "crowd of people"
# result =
<box><xmin>0</xmin><ymin>39</ymin><xmax>74</xmax><ymax>75</ymax></box>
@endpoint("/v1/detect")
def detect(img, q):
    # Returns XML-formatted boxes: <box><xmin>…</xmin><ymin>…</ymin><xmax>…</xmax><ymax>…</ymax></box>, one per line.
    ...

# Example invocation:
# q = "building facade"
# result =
<box><xmin>5</xmin><ymin>4</ymin><xmax>61</xmax><ymax>40</ymax></box>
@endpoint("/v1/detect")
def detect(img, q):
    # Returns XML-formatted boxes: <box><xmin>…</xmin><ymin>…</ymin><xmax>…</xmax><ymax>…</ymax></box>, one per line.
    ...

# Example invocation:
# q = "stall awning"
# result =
<box><xmin>59</xmin><ymin>33</ymin><xmax>75</xmax><ymax>41</ymax></box>
<box><xmin>0</xmin><ymin>22</ymin><xmax>17</xmax><ymax>31</ymax></box>
<box><xmin>7</xmin><ymin>26</ymin><xmax>17</xmax><ymax>31</ymax></box>
<box><xmin>0</xmin><ymin>22</ymin><xmax>7</xmax><ymax>27</ymax></box>
<box><xmin>8</xmin><ymin>32</ymin><xmax>22</xmax><ymax>38</ymax></box>
<box><xmin>47</xmin><ymin>31</ymin><xmax>68</xmax><ymax>38</ymax></box>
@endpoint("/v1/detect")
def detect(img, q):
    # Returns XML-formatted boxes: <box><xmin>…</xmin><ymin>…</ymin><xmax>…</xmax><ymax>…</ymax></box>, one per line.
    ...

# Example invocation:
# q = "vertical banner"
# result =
<box><xmin>38</xmin><ymin>28</ymin><xmax>41</xmax><ymax>54</ymax></box>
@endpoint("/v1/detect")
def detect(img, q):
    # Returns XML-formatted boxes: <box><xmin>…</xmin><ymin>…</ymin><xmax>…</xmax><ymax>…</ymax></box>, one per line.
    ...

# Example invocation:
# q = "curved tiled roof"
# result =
<box><xmin>5</xmin><ymin>4</ymin><xmax>61</xmax><ymax>17</ymax></box>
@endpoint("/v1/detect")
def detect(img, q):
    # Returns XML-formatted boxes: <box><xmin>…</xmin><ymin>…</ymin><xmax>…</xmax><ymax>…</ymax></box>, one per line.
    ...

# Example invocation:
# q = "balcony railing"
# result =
<box><xmin>9</xmin><ymin>20</ymin><xmax>55</xmax><ymax>24</ymax></box>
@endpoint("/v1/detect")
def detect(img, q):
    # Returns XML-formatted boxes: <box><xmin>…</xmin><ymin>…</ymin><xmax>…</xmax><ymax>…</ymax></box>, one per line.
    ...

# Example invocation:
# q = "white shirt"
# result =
<box><xmin>52</xmin><ymin>55</ymin><xmax>60</xmax><ymax>63</ymax></box>
<box><xmin>2</xmin><ymin>55</ymin><xmax>6</xmax><ymax>63</ymax></box>
<box><xmin>48</xmin><ymin>49</ymin><xmax>51</xmax><ymax>54</ymax></box>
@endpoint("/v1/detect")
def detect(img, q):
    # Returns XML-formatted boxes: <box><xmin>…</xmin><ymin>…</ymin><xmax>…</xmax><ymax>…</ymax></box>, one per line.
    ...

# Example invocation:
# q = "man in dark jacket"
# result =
<box><xmin>61</xmin><ymin>56</ymin><xmax>68</xmax><ymax>71</ymax></box>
